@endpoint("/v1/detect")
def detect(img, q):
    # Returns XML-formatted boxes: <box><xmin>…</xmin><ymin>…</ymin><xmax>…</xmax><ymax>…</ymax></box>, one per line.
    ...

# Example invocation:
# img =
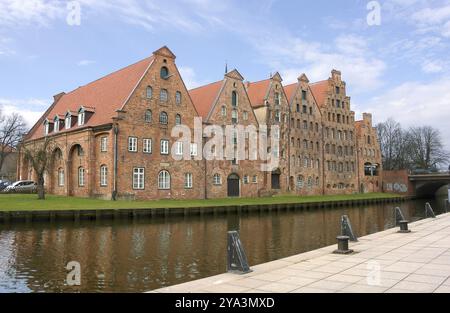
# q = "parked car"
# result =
<box><xmin>0</xmin><ymin>181</ymin><xmax>11</xmax><ymax>192</ymax></box>
<box><xmin>3</xmin><ymin>180</ymin><xmax>37</xmax><ymax>193</ymax></box>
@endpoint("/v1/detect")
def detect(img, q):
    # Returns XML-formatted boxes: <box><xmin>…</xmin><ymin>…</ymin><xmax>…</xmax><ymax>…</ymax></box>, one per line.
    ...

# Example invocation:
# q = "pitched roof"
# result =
<box><xmin>27</xmin><ymin>55</ymin><xmax>154</xmax><ymax>141</ymax></box>
<box><xmin>189</xmin><ymin>80</ymin><xmax>223</xmax><ymax>119</ymax></box>
<box><xmin>283</xmin><ymin>83</ymin><xmax>297</xmax><ymax>103</ymax></box>
<box><xmin>309</xmin><ymin>80</ymin><xmax>329</xmax><ymax>107</ymax></box>
<box><xmin>246</xmin><ymin>79</ymin><xmax>270</xmax><ymax>108</ymax></box>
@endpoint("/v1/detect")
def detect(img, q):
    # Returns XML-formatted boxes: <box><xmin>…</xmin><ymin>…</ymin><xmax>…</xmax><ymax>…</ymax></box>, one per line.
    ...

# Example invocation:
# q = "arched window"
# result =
<box><xmin>175</xmin><ymin>114</ymin><xmax>181</xmax><ymax>125</ymax></box>
<box><xmin>145</xmin><ymin>110</ymin><xmax>152</xmax><ymax>123</ymax></box>
<box><xmin>307</xmin><ymin>177</ymin><xmax>313</xmax><ymax>188</ymax></box>
<box><xmin>78</xmin><ymin>167</ymin><xmax>85</xmax><ymax>187</ymax></box>
<box><xmin>100</xmin><ymin>165</ymin><xmax>108</xmax><ymax>187</ymax></box>
<box><xmin>232</xmin><ymin>91</ymin><xmax>238</xmax><ymax>107</ymax></box>
<box><xmin>221</xmin><ymin>106</ymin><xmax>227</xmax><ymax>117</ymax></box>
<box><xmin>58</xmin><ymin>168</ymin><xmax>65</xmax><ymax>186</ymax></box>
<box><xmin>160</xmin><ymin>89</ymin><xmax>168</xmax><ymax>102</ymax></box>
<box><xmin>160</xmin><ymin>66</ymin><xmax>169</xmax><ymax>79</ymax></box>
<box><xmin>158</xmin><ymin>170</ymin><xmax>171</xmax><ymax>190</ymax></box>
<box><xmin>159</xmin><ymin>112</ymin><xmax>168</xmax><ymax>125</ymax></box>
<box><xmin>213</xmin><ymin>174</ymin><xmax>222</xmax><ymax>185</ymax></box>
<box><xmin>146</xmin><ymin>86</ymin><xmax>153</xmax><ymax>99</ymax></box>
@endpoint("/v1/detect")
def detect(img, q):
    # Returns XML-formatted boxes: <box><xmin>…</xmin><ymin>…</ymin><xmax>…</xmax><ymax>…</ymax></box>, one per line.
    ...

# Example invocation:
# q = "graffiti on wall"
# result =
<box><xmin>385</xmin><ymin>183</ymin><xmax>408</xmax><ymax>193</ymax></box>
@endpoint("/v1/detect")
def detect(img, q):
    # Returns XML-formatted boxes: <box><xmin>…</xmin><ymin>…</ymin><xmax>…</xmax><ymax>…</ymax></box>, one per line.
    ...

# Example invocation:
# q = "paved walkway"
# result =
<box><xmin>153</xmin><ymin>213</ymin><xmax>450</xmax><ymax>293</ymax></box>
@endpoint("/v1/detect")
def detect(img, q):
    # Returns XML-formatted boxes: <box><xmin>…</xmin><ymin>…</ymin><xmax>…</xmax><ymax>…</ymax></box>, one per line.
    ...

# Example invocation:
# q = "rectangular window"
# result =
<box><xmin>78</xmin><ymin>167</ymin><xmax>85</xmax><ymax>187</ymax></box>
<box><xmin>302</xmin><ymin>90</ymin><xmax>307</xmax><ymax>101</ymax></box>
<box><xmin>176</xmin><ymin>91</ymin><xmax>182</xmax><ymax>105</ymax></box>
<box><xmin>252</xmin><ymin>175</ymin><xmax>257</xmax><ymax>184</ymax></box>
<box><xmin>243</xmin><ymin>111</ymin><xmax>248</xmax><ymax>121</ymax></box>
<box><xmin>190</xmin><ymin>143</ymin><xmax>198</xmax><ymax>157</ymax></box>
<box><xmin>184</xmin><ymin>173</ymin><xmax>193</xmax><ymax>189</ymax></box>
<box><xmin>160</xmin><ymin>140</ymin><xmax>169</xmax><ymax>155</ymax></box>
<box><xmin>175</xmin><ymin>142</ymin><xmax>183</xmax><ymax>156</ymax></box>
<box><xmin>243</xmin><ymin>175</ymin><xmax>249</xmax><ymax>184</ymax></box>
<box><xmin>133</xmin><ymin>168</ymin><xmax>145</xmax><ymax>190</ymax></box>
<box><xmin>213</xmin><ymin>174</ymin><xmax>222</xmax><ymax>185</ymax></box>
<box><xmin>160</xmin><ymin>89</ymin><xmax>168</xmax><ymax>102</ymax></box>
<box><xmin>58</xmin><ymin>169</ymin><xmax>65</xmax><ymax>187</ymax></box>
<box><xmin>101</xmin><ymin>137</ymin><xmax>108</xmax><ymax>152</ymax></box>
<box><xmin>100</xmin><ymin>166</ymin><xmax>108</xmax><ymax>187</ymax></box>
<box><xmin>128</xmin><ymin>137</ymin><xmax>137</xmax><ymax>152</ymax></box>
<box><xmin>232</xmin><ymin>110</ymin><xmax>238</xmax><ymax>124</ymax></box>
<box><xmin>143</xmin><ymin>139</ymin><xmax>152</xmax><ymax>154</ymax></box>
<box><xmin>78</xmin><ymin>112</ymin><xmax>85</xmax><ymax>126</ymax></box>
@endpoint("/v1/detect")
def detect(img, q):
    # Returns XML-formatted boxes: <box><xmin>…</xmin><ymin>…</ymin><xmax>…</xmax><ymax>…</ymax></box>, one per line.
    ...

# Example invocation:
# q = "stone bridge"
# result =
<box><xmin>409</xmin><ymin>173</ymin><xmax>450</xmax><ymax>197</ymax></box>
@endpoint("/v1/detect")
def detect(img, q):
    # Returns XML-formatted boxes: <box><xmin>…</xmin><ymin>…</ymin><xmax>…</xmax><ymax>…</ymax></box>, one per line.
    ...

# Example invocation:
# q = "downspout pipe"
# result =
<box><xmin>112</xmin><ymin>124</ymin><xmax>119</xmax><ymax>201</ymax></box>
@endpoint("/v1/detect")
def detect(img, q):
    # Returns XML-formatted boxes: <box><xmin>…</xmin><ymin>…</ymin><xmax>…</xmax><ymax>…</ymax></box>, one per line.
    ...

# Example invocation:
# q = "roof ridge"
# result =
<box><xmin>65</xmin><ymin>55</ymin><xmax>154</xmax><ymax>96</ymax></box>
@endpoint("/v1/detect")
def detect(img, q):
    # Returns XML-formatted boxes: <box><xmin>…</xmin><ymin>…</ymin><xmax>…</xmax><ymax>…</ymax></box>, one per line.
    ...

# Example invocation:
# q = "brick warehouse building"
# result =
<box><xmin>17</xmin><ymin>46</ymin><xmax>382</xmax><ymax>200</ymax></box>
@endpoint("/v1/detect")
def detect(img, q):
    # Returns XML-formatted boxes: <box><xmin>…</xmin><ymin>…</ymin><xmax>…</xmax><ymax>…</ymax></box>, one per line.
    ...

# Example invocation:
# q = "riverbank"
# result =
<box><xmin>152</xmin><ymin>213</ymin><xmax>450</xmax><ymax>293</ymax></box>
<box><xmin>0</xmin><ymin>193</ymin><xmax>407</xmax><ymax>223</ymax></box>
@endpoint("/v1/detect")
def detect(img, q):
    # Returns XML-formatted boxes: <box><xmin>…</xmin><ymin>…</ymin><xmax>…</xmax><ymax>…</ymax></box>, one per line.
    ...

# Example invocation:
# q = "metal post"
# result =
<box><xmin>341</xmin><ymin>215</ymin><xmax>358</xmax><ymax>242</ymax></box>
<box><xmin>227</xmin><ymin>231</ymin><xmax>252</xmax><ymax>274</ymax></box>
<box><xmin>333</xmin><ymin>236</ymin><xmax>354</xmax><ymax>255</ymax></box>
<box><xmin>425</xmin><ymin>202</ymin><xmax>436</xmax><ymax>218</ymax></box>
<box><xmin>398</xmin><ymin>220</ymin><xmax>411</xmax><ymax>233</ymax></box>
<box><xmin>395</xmin><ymin>207</ymin><xmax>406</xmax><ymax>225</ymax></box>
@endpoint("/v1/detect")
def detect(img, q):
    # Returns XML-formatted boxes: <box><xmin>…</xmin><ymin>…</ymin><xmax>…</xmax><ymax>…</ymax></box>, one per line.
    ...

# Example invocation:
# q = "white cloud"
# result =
<box><xmin>0</xmin><ymin>98</ymin><xmax>48</xmax><ymax>127</ymax></box>
<box><xmin>178</xmin><ymin>66</ymin><xmax>207</xmax><ymax>90</ymax></box>
<box><xmin>421</xmin><ymin>60</ymin><xmax>445</xmax><ymax>73</ymax></box>
<box><xmin>0</xmin><ymin>0</ymin><xmax>63</xmax><ymax>27</ymax></box>
<box><xmin>365</xmin><ymin>77</ymin><xmax>450</xmax><ymax>149</ymax></box>
<box><xmin>77</xmin><ymin>59</ymin><xmax>95</xmax><ymax>66</ymax></box>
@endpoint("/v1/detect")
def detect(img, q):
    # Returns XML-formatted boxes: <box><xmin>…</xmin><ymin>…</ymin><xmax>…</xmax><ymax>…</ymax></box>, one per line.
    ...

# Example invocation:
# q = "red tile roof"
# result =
<box><xmin>283</xmin><ymin>83</ymin><xmax>297</xmax><ymax>103</ymax></box>
<box><xmin>27</xmin><ymin>55</ymin><xmax>154</xmax><ymax>141</ymax></box>
<box><xmin>246</xmin><ymin>79</ymin><xmax>270</xmax><ymax>108</ymax></box>
<box><xmin>189</xmin><ymin>80</ymin><xmax>224</xmax><ymax>120</ymax></box>
<box><xmin>309</xmin><ymin>80</ymin><xmax>329</xmax><ymax>107</ymax></box>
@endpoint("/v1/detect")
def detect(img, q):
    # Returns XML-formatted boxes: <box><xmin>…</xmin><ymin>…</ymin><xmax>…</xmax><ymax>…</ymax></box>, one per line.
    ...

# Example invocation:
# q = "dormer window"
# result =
<box><xmin>54</xmin><ymin>117</ymin><xmax>60</xmax><ymax>133</ymax></box>
<box><xmin>65</xmin><ymin>114</ymin><xmax>72</xmax><ymax>130</ymax></box>
<box><xmin>78</xmin><ymin>109</ymin><xmax>85</xmax><ymax>126</ymax></box>
<box><xmin>44</xmin><ymin>120</ymin><xmax>50</xmax><ymax>136</ymax></box>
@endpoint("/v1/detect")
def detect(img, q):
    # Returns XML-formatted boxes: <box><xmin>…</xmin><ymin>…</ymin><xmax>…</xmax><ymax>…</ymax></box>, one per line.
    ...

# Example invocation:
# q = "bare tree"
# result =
<box><xmin>0</xmin><ymin>111</ymin><xmax>27</xmax><ymax>172</ymax></box>
<box><xmin>22</xmin><ymin>137</ymin><xmax>55</xmax><ymax>200</ymax></box>
<box><xmin>376</xmin><ymin>119</ymin><xmax>410</xmax><ymax>170</ymax></box>
<box><xmin>406</xmin><ymin>126</ymin><xmax>449</xmax><ymax>170</ymax></box>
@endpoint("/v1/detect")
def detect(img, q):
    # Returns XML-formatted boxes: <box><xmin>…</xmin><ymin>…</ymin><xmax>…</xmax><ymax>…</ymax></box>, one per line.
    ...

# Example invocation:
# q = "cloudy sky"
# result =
<box><xmin>0</xmin><ymin>0</ymin><xmax>449</xmax><ymax>148</ymax></box>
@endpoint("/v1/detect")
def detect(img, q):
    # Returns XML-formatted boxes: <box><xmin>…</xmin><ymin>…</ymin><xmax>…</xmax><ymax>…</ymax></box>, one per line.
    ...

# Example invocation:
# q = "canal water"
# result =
<box><xmin>0</xmin><ymin>196</ymin><xmax>448</xmax><ymax>293</ymax></box>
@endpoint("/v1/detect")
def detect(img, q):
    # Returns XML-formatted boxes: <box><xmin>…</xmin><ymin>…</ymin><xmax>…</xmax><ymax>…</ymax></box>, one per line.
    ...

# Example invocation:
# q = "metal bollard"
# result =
<box><xmin>341</xmin><ymin>215</ymin><xmax>358</xmax><ymax>242</ymax></box>
<box><xmin>333</xmin><ymin>236</ymin><xmax>354</xmax><ymax>255</ymax></box>
<box><xmin>425</xmin><ymin>203</ymin><xmax>436</xmax><ymax>218</ymax></box>
<box><xmin>227</xmin><ymin>231</ymin><xmax>252</xmax><ymax>274</ymax></box>
<box><xmin>398</xmin><ymin>220</ymin><xmax>411</xmax><ymax>233</ymax></box>
<box><xmin>395</xmin><ymin>207</ymin><xmax>406</xmax><ymax>225</ymax></box>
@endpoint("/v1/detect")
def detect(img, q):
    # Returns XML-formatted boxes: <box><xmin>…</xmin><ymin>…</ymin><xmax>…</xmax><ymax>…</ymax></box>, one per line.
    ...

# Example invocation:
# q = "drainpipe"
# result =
<box><xmin>112</xmin><ymin>124</ymin><xmax>119</xmax><ymax>201</ymax></box>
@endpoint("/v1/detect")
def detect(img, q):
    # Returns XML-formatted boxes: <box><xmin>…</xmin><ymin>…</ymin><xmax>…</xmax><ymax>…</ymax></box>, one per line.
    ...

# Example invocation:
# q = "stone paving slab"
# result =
<box><xmin>151</xmin><ymin>213</ymin><xmax>450</xmax><ymax>294</ymax></box>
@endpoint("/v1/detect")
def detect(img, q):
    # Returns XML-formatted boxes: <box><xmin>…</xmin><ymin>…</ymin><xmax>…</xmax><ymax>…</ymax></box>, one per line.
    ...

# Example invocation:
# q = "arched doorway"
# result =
<box><xmin>227</xmin><ymin>174</ymin><xmax>240</xmax><ymax>197</ymax></box>
<box><xmin>271</xmin><ymin>169</ymin><xmax>281</xmax><ymax>190</ymax></box>
<box><xmin>68</xmin><ymin>144</ymin><xmax>85</xmax><ymax>196</ymax></box>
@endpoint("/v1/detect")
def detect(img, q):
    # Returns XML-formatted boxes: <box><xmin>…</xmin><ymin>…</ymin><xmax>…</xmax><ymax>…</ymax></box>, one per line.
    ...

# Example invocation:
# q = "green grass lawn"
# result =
<box><xmin>0</xmin><ymin>193</ymin><xmax>402</xmax><ymax>212</ymax></box>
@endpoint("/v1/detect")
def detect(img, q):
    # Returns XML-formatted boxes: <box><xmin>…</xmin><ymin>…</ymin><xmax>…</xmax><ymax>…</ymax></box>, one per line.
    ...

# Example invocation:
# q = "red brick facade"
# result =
<box><xmin>18</xmin><ymin>46</ymin><xmax>383</xmax><ymax>200</ymax></box>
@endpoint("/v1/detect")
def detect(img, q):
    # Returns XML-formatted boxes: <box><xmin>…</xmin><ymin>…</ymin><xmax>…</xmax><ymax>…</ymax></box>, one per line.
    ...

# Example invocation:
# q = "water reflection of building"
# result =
<box><xmin>4</xmin><ymin>199</ymin><xmax>439</xmax><ymax>293</ymax></box>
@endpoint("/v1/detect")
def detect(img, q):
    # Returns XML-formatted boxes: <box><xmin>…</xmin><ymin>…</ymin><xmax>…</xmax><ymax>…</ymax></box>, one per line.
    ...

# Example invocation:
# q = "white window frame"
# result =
<box><xmin>190</xmin><ymin>143</ymin><xmax>198</xmax><ymax>157</ymax></box>
<box><xmin>58</xmin><ymin>168</ymin><xmax>65</xmax><ymax>186</ymax></box>
<box><xmin>101</xmin><ymin>137</ymin><xmax>108</xmax><ymax>152</ymax></box>
<box><xmin>158</xmin><ymin>170</ymin><xmax>171</xmax><ymax>190</ymax></box>
<box><xmin>160</xmin><ymin>89</ymin><xmax>168</xmax><ymax>102</ymax></box>
<box><xmin>184</xmin><ymin>173</ymin><xmax>193</xmax><ymax>189</ymax></box>
<box><xmin>213</xmin><ymin>174</ymin><xmax>222</xmax><ymax>185</ymax></box>
<box><xmin>160</xmin><ymin>140</ymin><xmax>169</xmax><ymax>155</ymax></box>
<box><xmin>54</xmin><ymin>119</ymin><xmax>59</xmax><ymax>133</ymax></box>
<box><xmin>44</xmin><ymin>121</ymin><xmax>50</xmax><ymax>135</ymax></box>
<box><xmin>100</xmin><ymin>166</ymin><xmax>108</xmax><ymax>187</ymax></box>
<box><xmin>175</xmin><ymin>141</ymin><xmax>183</xmax><ymax>156</ymax></box>
<box><xmin>128</xmin><ymin>137</ymin><xmax>138</xmax><ymax>152</ymax></box>
<box><xmin>133</xmin><ymin>168</ymin><xmax>145</xmax><ymax>190</ymax></box>
<box><xmin>78</xmin><ymin>110</ymin><xmax>85</xmax><ymax>126</ymax></box>
<box><xmin>78</xmin><ymin>167</ymin><xmax>85</xmax><ymax>187</ymax></box>
<box><xmin>143</xmin><ymin>139</ymin><xmax>152</xmax><ymax>154</ymax></box>
<box><xmin>65</xmin><ymin>115</ymin><xmax>71</xmax><ymax>130</ymax></box>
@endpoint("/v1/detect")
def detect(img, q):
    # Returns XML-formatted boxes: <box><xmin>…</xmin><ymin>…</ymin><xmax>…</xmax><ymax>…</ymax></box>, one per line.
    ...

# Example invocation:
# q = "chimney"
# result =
<box><xmin>363</xmin><ymin>113</ymin><xmax>373</xmax><ymax>125</ymax></box>
<box><xmin>53</xmin><ymin>92</ymin><xmax>65</xmax><ymax>103</ymax></box>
